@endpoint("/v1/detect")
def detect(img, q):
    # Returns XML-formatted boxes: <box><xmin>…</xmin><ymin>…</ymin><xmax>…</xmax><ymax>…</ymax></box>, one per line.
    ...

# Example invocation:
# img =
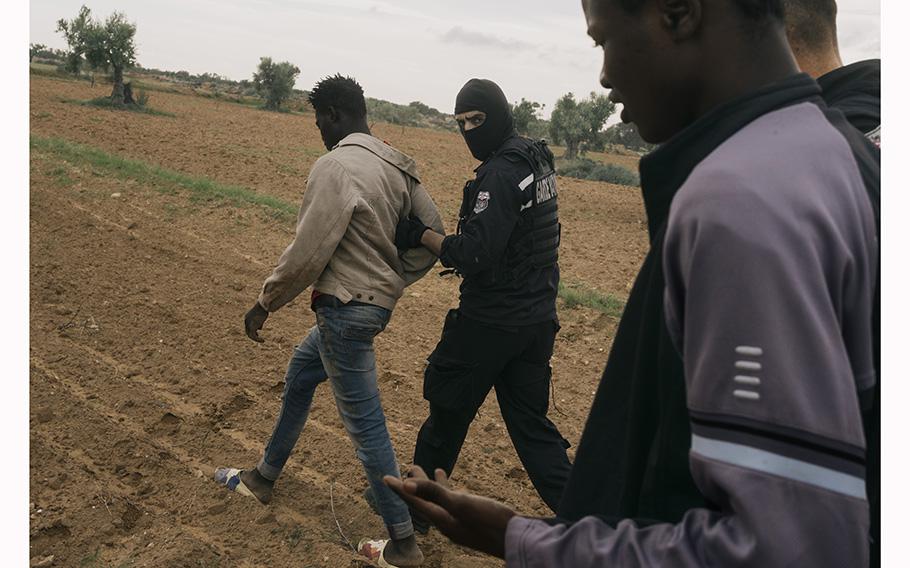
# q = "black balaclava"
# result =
<box><xmin>455</xmin><ymin>78</ymin><xmax>516</xmax><ymax>161</ymax></box>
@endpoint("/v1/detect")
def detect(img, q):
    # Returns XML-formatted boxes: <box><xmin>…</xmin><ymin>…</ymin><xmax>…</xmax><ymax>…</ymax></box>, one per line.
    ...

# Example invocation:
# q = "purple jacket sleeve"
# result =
<box><xmin>505</xmin><ymin>152</ymin><xmax>876</xmax><ymax>567</ymax></box>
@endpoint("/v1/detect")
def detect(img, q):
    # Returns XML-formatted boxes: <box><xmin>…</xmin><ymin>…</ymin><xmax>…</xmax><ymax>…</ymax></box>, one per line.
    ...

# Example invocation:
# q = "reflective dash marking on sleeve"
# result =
<box><xmin>733</xmin><ymin>389</ymin><xmax>761</xmax><ymax>400</ymax></box>
<box><xmin>736</xmin><ymin>346</ymin><xmax>763</xmax><ymax>356</ymax></box>
<box><xmin>735</xmin><ymin>361</ymin><xmax>762</xmax><ymax>371</ymax></box>
<box><xmin>691</xmin><ymin>434</ymin><xmax>867</xmax><ymax>500</ymax></box>
<box><xmin>518</xmin><ymin>173</ymin><xmax>535</xmax><ymax>190</ymax></box>
<box><xmin>734</xmin><ymin>375</ymin><xmax>761</xmax><ymax>386</ymax></box>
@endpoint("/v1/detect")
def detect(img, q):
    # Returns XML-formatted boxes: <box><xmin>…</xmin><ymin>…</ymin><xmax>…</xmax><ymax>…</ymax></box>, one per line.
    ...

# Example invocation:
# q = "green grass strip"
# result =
<box><xmin>30</xmin><ymin>135</ymin><xmax>298</xmax><ymax>220</ymax></box>
<box><xmin>558</xmin><ymin>282</ymin><xmax>626</xmax><ymax>318</ymax></box>
<box><xmin>31</xmin><ymin>135</ymin><xmax>624</xmax><ymax>312</ymax></box>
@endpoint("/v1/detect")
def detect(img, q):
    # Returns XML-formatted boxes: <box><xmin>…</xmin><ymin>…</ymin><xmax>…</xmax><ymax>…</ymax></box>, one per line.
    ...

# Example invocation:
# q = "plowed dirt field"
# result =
<box><xmin>29</xmin><ymin>75</ymin><xmax>649</xmax><ymax>567</ymax></box>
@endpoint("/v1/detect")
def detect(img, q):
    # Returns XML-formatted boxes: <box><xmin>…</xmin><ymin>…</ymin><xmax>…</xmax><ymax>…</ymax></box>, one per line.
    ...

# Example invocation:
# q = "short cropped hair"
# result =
<box><xmin>616</xmin><ymin>0</ymin><xmax>784</xmax><ymax>22</ymax></box>
<box><xmin>308</xmin><ymin>74</ymin><xmax>367</xmax><ymax>118</ymax></box>
<box><xmin>782</xmin><ymin>0</ymin><xmax>838</xmax><ymax>49</ymax></box>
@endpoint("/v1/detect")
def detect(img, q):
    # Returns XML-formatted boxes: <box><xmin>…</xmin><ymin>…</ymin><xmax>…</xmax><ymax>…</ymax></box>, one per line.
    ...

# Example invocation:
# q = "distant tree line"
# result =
<box><xmin>366</xmin><ymin>99</ymin><xmax>457</xmax><ymax>131</ymax></box>
<box><xmin>29</xmin><ymin>44</ymin><xmax>67</xmax><ymax>62</ymax></box>
<box><xmin>511</xmin><ymin>93</ymin><xmax>651</xmax><ymax>156</ymax></box>
<box><xmin>510</xmin><ymin>93</ymin><xmax>645</xmax><ymax>185</ymax></box>
<box><xmin>512</xmin><ymin>98</ymin><xmax>549</xmax><ymax>140</ymax></box>
<box><xmin>149</xmin><ymin>68</ymin><xmax>244</xmax><ymax>88</ymax></box>
<box><xmin>35</xmin><ymin>6</ymin><xmax>652</xmax><ymax>151</ymax></box>
<box><xmin>104</xmin><ymin>58</ymin><xmax>456</xmax><ymax>124</ymax></box>
<box><xmin>601</xmin><ymin>122</ymin><xmax>655</xmax><ymax>153</ymax></box>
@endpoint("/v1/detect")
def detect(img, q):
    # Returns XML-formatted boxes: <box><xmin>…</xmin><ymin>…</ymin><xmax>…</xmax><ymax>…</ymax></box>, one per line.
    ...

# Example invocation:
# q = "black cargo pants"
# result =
<box><xmin>412</xmin><ymin>309</ymin><xmax>572</xmax><ymax>512</ymax></box>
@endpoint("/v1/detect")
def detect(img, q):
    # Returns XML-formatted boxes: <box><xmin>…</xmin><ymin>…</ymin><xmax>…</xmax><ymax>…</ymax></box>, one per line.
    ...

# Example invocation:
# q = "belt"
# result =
<box><xmin>311</xmin><ymin>294</ymin><xmax>372</xmax><ymax>311</ymax></box>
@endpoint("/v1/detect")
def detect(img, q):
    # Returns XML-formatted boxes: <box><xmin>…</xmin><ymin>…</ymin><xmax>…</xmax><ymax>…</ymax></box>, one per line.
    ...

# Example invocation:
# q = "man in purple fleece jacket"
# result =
<box><xmin>384</xmin><ymin>0</ymin><xmax>879</xmax><ymax>566</ymax></box>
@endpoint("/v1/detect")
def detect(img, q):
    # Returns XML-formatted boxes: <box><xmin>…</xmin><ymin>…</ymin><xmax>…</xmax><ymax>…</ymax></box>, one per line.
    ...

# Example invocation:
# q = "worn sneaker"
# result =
<box><xmin>213</xmin><ymin>467</ymin><xmax>273</xmax><ymax>504</ymax></box>
<box><xmin>357</xmin><ymin>538</ymin><xmax>400</xmax><ymax>568</ymax></box>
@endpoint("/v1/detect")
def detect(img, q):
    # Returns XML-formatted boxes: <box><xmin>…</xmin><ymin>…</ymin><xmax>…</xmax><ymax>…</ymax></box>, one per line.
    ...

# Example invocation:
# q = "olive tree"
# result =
<box><xmin>602</xmin><ymin>122</ymin><xmax>656</xmax><ymax>153</ymax></box>
<box><xmin>253</xmin><ymin>57</ymin><xmax>301</xmax><ymax>111</ymax></box>
<box><xmin>56</xmin><ymin>5</ymin><xmax>91</xmax><ymax>76</ymax></box>
<box><xmin>549</xmin><ymin>92</ymin><xmax>616</xmax><ymax>160</ymax></box>
<box><xmin>57</xmin><ymin>5</ymin><xmax>137</xmax><ymax>104</ymax></box>
<box><xmin>512</xmin><ymin>98</ymin><xmax>544</xmax><ymax>137</ymax></box>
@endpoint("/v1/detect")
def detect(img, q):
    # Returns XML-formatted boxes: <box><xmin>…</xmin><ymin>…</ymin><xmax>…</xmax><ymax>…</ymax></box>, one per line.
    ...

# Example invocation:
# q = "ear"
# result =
<box><xmin>327</xmin><ymin>105</ymin><xmax>340</xmax><ymax>122</ymax></box>
<box><xmin>658</xmin><ymin>0</ymin><xmax>701</xmax><ymax>40</ymax></box>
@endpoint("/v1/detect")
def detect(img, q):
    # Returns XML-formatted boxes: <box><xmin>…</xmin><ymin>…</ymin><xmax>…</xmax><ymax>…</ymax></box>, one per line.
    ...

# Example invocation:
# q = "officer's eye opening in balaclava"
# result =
<box><xmin>455</xmin><ymin>78</ymin><xmax>516</xmax><ymax>161</ymax></box>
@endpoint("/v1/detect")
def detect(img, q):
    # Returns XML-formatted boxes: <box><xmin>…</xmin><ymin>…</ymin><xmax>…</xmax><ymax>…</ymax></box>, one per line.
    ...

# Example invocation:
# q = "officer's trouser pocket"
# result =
<box><xmin>423</xmin><ymin>352</ymin><xmax>475</xmax><ymax>411</ymax></box>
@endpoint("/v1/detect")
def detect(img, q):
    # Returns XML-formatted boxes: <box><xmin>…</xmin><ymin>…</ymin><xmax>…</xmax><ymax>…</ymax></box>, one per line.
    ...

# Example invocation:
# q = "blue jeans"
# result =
<box><xmin>256</xmin><ymin>304</ymin><xmax>414</xmax><ymax>540</ymax></box>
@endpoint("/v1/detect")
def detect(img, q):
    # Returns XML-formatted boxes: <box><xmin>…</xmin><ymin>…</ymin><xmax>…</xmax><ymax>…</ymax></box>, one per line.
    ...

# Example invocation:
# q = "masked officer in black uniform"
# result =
<box><xmin>395</xmin><ymin>79</ymin><xmax>572</xmax><ymax>527</ymax></box>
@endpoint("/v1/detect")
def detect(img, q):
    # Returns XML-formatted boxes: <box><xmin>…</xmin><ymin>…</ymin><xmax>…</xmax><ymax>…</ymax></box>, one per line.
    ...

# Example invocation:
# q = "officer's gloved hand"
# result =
<box><xmin>395</xmin><ymin>214</ymin><xmax>429</xmax><ymax>250</ymax></box>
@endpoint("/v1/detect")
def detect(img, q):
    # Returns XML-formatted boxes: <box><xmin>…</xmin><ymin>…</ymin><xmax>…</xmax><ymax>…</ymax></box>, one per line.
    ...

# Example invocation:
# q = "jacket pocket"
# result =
<box><xmin>423</xmin><ymin>351</ymin><xmax>474</xmax><ymax>411</ymax></box>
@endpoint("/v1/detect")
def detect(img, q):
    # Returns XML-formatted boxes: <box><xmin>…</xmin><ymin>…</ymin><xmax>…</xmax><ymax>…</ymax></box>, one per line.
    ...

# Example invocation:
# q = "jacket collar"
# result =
<box><xmin>334</xmin><ymin>133</ymin><xmax>421</xmax><ymax>182</ymax></box>
<box><xmin>638</xmin><ymin>73</ymin><xmax>822</xmax><ymax>241</ymax></box>
<box><xmin>816</xmin><ymin>59</ymin><xmax>880</xmax><ymax>100</ymax></box>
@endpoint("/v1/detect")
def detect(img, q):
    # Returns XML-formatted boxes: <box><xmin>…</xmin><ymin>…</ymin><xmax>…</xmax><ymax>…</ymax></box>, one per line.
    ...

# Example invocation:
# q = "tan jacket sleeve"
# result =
<box><xmin>258</xmin><ymin>157</ymin><xmax>356</xmax><ymax>311</ymax></box>
<box><xmin>400</xmin><ymin>179</ymin><xmax>445</xmax><ymax>287</ymax></box>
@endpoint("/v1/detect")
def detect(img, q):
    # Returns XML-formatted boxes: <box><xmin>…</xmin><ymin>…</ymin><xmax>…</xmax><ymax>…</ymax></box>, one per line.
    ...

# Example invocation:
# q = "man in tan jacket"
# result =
<box><xmin>215</xmin><ymin>75</ymin><xmax>442</xmax><ymax>568</ymax></box>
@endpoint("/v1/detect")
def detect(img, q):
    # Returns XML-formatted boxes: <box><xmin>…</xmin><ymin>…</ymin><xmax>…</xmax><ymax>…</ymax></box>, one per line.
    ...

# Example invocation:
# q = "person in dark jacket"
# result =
<box><xmin>783</xmin><ymin>4</ymin><xmax>881</xmax><ymax>562</ymax></box>
<box><xmin>547</xmin><ymin>0</ymin><xmax>885</xmax><ymax>563</ymax></box>
<box><xmin>784</xmin><ymin>0</ymin><xmax>880</xmax><ymax>143</ymax></box>
<box><xmin>548</xmin><ymin>0</ymin><xmax>883</xmax><ymax>561</ymax></box>
<box><xmin>383</xmin><ymin>0</ymin><xmax>879</xmax><ymax>566</ymax></box>
<box><xmin>393</xmin><ymin>78</ymin><xmax>572</xmax><ymax>529</ymax></box>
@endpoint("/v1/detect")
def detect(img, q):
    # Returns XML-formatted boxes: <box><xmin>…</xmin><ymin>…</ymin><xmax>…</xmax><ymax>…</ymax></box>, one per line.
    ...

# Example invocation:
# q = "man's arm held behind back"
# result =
<box><xmin>400</xmin><ymin>179</ymin><xmax>445</xmax><ymax>286</ymax></box>
<box><xmin>419</xmin><ymin>230</ymin><xmax>445</xmax><ymax>257</ymax></box>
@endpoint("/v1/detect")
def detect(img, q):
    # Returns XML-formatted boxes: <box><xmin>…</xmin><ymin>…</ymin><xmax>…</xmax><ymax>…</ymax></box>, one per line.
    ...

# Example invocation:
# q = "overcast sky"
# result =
<box><xmin>30</xmin><ymin>0</ymin><xmax>881</xmax><ymax>117</ymax></box>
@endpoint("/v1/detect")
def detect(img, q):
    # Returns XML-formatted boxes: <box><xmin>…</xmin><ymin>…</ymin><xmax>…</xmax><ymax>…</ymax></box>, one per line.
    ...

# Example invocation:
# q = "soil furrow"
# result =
<box><xmin>31</xmin><ymin>357</ymin><xmax>373</xmax><ymax>567</ymax></box>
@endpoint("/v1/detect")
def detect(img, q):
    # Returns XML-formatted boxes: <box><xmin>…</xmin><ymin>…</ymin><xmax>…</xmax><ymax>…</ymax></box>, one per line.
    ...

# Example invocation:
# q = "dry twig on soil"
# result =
<box><xmin>330</xmin><ymin>481</ymin><xmax>355</xmax><ymax>552</ymax></box>
<box><xmin>94</xmin><ymin>484</ymin><xmax>113</xmax><ymax>517</ymax></box>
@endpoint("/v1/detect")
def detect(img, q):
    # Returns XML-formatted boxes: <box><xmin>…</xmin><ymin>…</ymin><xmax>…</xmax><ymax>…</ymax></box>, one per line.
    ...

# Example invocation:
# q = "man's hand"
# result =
<box><xmin>395</xmin><ymin>215</ymin><xmax>429</xmax><ymax>250</ymax></box>
<box><xmin>384</xmin><ymin>466</ymin><xmax>516</xmax><ymax>559</ymax></box>
<box><xmin>244</xmin><ymin>301</ymin><xmax>269</xmax><ymax>343</ymax></box>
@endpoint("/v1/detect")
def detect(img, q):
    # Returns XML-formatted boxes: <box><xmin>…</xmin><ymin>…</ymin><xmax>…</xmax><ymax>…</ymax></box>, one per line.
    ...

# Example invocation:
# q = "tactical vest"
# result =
<box><xmin>456</xmin><ymin>138</ymin><xmax>560</xmax><ymax>283</ymax></box>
